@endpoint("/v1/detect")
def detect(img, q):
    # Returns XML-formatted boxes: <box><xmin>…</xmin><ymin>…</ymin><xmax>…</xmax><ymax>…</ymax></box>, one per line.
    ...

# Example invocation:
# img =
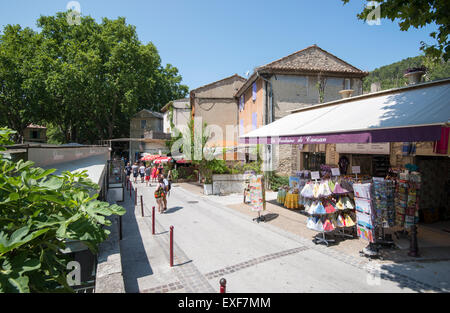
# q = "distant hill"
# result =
<box><xmin>363</xmin><ymin>55</ymin><xmax>450</xmax><ymax>93</ymax></box>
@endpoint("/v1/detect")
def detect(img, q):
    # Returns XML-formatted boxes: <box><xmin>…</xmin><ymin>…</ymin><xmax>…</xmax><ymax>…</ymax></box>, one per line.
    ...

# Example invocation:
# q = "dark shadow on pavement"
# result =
<box><xmin>262</xmin><ymin>213</ymin><xmax>279</xmax><ymax>222</ymax></box>
<box><xmin>119</xmin><ymin>196</ymin><xmax>154</xmax><ymax>293</ymax></box>
<box><xmin>174</xmin><ymin>260</ymin><xmax>193</xmax><ymax>267</ymax></box>
<box><xmin>164</xmin><ymin>206</ymin><xmax>183</xmax><ymax>214</ymax></box>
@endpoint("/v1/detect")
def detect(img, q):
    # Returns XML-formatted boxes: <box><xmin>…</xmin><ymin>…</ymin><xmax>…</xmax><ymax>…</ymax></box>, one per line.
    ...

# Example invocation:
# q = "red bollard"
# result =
<box><xmin>140</xmin><ymin>195</ymin><xmax>144</xmax><ymax>217</ymax></box>
<box><xmin>220</xmin><ymin>278</ymin><xmax>227</xmax><ymax>293</ymax></box>
<box><xmin>135</xmin><ymin>187</ymin><xmax>137</xmax><ymax>206</ymax></box>
<box><xmin>152</xmin><ymin>206</ymin><xmax>155</xmax><ymax>235</ymax></box>
<box><xmin>170</xmin><ymin>226</ymin><xmax>174</xmax><ymax>267</ymax></box>
<box><xmin>129</xmin><ymin>182</ymin><xmax>132</xmax><ymax>198</ymax></box>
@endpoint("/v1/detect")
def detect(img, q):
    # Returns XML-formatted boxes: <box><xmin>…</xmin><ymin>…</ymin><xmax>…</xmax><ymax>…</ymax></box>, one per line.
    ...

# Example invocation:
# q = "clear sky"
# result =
<box><xmin>0</xmin><ymin>0</ymin><xmax>439</xmax><ymax>91</ymax></box>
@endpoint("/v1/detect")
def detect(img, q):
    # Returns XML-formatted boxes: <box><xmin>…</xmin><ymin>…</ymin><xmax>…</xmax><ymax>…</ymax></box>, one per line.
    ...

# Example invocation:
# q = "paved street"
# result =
<box><xmin>119</xmin><ymin>182</ymin><xmax>449</xmax><ymax>293</ymax></box>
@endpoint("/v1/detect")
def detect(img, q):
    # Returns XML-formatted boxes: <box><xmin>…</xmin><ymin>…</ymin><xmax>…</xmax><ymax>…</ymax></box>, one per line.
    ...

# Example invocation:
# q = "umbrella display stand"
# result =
<box><xmin>313</xmin><ymin>231</ymin><xmax>335</xmax><ymax>246</ymax></box>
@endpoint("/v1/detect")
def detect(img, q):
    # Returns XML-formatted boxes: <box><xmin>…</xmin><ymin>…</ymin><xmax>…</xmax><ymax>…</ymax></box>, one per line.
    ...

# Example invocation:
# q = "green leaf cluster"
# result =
<box><xmin>0</xmin><ymin>128</ymin><xmax>125</xmax><ymax>292</ymax></box>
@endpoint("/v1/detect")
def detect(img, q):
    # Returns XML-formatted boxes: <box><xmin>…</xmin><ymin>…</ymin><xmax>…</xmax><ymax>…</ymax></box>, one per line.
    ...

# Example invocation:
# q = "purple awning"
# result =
<box><xmin>239</xmin><ymin>125</ymin><xmax>443</xmax><ymax>145</ymax></box>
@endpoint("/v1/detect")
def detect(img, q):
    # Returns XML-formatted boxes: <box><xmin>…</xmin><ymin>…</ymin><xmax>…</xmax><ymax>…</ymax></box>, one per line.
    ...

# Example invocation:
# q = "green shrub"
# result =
<box><xmin>266</xmin><ymin>172</ymin><xmax>289</xmax><ymax>191</ymax></box>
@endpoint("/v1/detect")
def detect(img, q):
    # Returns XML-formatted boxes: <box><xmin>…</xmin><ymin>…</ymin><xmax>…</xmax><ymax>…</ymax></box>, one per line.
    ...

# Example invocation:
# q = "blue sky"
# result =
<box><xmin>0</xmin><ymin>0</ymin><xmax>439</xmax><ymax>91</ymax></box>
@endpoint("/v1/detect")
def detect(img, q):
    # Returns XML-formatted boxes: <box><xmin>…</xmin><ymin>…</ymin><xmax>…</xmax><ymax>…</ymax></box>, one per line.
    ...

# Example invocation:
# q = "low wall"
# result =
<box><xmin>212</xmin><ymin>174</ymin><xmax>246</xmax><ymax>195</ymax></box>
<box><xmin>94</xmin><ymin>197</ymin><xmax>125</xmax><ymax>293</ymax></box>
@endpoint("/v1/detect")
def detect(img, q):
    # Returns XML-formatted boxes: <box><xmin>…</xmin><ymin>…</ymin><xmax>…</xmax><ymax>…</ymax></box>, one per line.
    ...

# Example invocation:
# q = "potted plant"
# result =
<box><xmin>404</xmin><ymin>66</ymin><xmax>427</xmax><ymax>84</ymax></box>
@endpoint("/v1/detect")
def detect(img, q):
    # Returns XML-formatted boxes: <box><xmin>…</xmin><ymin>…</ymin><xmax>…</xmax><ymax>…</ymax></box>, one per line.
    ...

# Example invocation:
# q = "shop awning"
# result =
<box><xmin>240</xmin><ymin>80</ymin><xmax>450</xmax><ymax>144</ymax></box>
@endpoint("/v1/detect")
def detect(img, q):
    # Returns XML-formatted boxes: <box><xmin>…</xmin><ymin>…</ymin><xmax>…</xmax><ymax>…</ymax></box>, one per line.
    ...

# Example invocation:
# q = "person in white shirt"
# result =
<box><xmin>139</xmin><ymin>163</ymin><xmax>146</xmax><ymax>183</ymax></box>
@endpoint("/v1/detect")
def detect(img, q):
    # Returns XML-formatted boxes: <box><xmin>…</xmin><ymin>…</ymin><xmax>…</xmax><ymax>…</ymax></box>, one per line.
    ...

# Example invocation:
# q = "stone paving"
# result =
<box><xmin>117</xmin><ymin>181</ymin><xmax>450</xmax><ymax>293</ymax></box>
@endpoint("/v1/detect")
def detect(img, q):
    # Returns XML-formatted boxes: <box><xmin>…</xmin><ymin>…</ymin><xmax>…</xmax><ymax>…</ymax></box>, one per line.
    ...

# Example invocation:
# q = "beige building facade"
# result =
<box><xmin>236</xmin><ymin>45</ymin><xmax>368</xmax><ymax>175</ymax></box>
<box><xmin>191</xmin><ymin>74</ymin><xmax>246</xmax><ymax>159</ymax></box>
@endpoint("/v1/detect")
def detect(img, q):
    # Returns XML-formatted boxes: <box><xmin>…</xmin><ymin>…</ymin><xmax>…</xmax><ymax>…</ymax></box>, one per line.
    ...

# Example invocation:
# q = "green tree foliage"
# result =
<box><xmin>0</xmin><ymin>12</ymin><xmax>188</xmax><ymax>144</ymax></box>
<box><xmin>0</xmin><ymin>25</ymin><xmax>45</xmax><ymax>142</ymax></box>
<box><xmin>363</xmin><ymin>55</ymin><xmax>450</xmax><ymax>92</ymax></box>
<box><xmin>342</xmin><ymin>0</ymin><xmax>450</xmax><ymax>61</ymax></box>
<box><xmin>0</xmin><ymin>128</ymin><xmax>126</xmax><ymax>292</ymax></box>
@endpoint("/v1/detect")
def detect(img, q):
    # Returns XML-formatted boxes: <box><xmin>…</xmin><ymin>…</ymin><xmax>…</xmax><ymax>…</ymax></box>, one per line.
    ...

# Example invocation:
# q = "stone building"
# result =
<box><xmin>235</xmin><ymin>45</ymin><xmax>368</xmax><ymax>175</ymax></box>
<box><xmin>23</xmin><ymin>124</ymin><xmax>47</xmax><ymax>143</ymax></box>
<box><xmin>191</xmin><ymin>74</ymin><xmax>246</xmax><ymax>160</ymax></box>
<box><xmin>129</xmin><ymin>109</ymin><xmax>170</xmax><ymax>162</ymax></box>
<box><xmin>161</xmin><ymin>98</ymin><xmax>191</xmax><ymax>134</ymax></box>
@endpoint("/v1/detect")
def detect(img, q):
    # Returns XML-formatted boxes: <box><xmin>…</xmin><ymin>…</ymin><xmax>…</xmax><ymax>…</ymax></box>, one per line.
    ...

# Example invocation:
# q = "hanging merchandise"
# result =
<box><xmin>332</xmin><ymin>182</ymin><xmax>350</xmax><ymax>195</ymax></box>
<box><xmin>353</xmin><ymin>182</ymin><xmax>375</xmax><ymax>243</ymax></box>
<box><xmin>372</xmin><ymin>178</ymin><xmax>396</xmax><ymax>228</ymax></box>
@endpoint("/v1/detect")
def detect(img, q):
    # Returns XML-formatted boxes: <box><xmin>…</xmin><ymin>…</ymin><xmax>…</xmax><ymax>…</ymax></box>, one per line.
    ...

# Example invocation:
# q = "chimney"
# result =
<box><xmin>404</xmin><ymin>67</ymin><xmax>426</xmax><ymax>85</ymax></box>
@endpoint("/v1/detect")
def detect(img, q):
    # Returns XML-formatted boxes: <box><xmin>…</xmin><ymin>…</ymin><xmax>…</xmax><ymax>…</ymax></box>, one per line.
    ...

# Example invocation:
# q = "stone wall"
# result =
<box><xmin>94</xmin><ymin>196</ymin><xmax>125</xmax><ymax>293</ymax></box>
<box><xmin>212</xmin><ymin>174</ymin><xmax>246</xmax><ymax>195</ymax></box>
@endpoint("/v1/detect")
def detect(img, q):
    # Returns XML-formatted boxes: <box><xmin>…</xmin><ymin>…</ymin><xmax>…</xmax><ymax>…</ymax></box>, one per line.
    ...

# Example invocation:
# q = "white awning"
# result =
<box><xmin>240</xmin><ymin>80</ymin><xmax>450</xmax><ymax>144</ymax></box>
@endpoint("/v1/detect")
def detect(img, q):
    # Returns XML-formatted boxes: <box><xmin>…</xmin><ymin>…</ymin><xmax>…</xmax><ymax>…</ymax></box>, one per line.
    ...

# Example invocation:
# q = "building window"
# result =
<box><xmin>141</xmin><ymin>120</ymin><xmax>147</xmax><ymax>129</ymax></box>
<box><xmin>252</xmin><ymin>82</ymin><xmax>257</xmax><ymax>101</ymax></box>
<box><xmin>31</xmin><ymin>130</ymin><xmax>40</xmax><ymax>139</ymax></box>
<box><xmin>252</xmin><ymin>113</ymin><xmax>257</xmax><ymax>130</ymax></box>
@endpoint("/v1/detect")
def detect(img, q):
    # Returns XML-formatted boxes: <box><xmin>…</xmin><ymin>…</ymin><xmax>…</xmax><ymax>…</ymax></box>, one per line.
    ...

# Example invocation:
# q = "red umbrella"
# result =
<box><xmin>176</xmin><ymin>158</ymin><xmax>190</xmax><ymax>164</ymax></box>
<box><xmin>141</xmin><ymin>154</ymin><xmax>160</xmax><ymax>161</ymax></box>
<box><xmin>154</xmin><ymin>157</ymin><xmax>172</xmax><ymax>164</ymax></box>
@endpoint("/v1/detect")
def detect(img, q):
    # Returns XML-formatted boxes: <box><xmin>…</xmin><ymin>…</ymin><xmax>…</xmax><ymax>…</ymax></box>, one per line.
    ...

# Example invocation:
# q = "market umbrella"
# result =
<box><xmin>176</xmin><ymin>158</ymin><xmax>190</xmax><ymax>164</ymax></box>
<box><xmin>154</xmin><ymin>157</ymin><xmax>172</xmax><ymax>164</ymax></box>
<box><xmin>141</xmin><ymin>154</ymin><xmax>160</xmax><ymax>161</ymax></box>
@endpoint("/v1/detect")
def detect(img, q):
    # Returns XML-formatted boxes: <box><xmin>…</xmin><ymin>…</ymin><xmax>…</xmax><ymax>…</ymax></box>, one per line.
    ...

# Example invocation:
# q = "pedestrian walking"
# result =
<box><xmin>154</xmin><ymin>177</ymin><xmax>166</xmax><ymax>213</ymax></box>
<box><xmin>145</xmin><ymin>164</ymin><xmax>151</xmax><ymax>186</ymax></box>
<box><xmin>151</xmin><ymin>165</ymin><xmax>158</xmax><ymax>183</ymax></box>
<box><xmin>139</xmin><ymin>163</ymin><xmax>146</xmax><ymax>183</ymax></box>
<box><xmin>132</xmin><ymin>162</ymin><xmax>139</xmax><ymax>184</ymax></box>
<box><xmin>124</xmin><ymin>162</ymin><xmax>132</xmax><ymax>181</ymax></box>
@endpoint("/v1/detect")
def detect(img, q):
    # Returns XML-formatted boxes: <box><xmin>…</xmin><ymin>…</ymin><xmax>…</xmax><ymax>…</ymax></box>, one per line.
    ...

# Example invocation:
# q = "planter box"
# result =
<box><xmin>212</xmin><ymin>174</ymin><xmax>246</xmax><ymax>195</ymax></box>
<box><xmin>203</xmin><ymin>184</ymin><xmax>213</xmax><ymax>195</ymax></box>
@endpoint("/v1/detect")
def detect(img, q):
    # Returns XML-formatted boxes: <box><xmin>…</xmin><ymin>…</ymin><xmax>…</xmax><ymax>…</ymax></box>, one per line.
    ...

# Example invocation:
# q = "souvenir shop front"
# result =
<box><xmin>241</xmin><ymin>79</ymin><xmax>450</xmax><ymax>256</ymax></box>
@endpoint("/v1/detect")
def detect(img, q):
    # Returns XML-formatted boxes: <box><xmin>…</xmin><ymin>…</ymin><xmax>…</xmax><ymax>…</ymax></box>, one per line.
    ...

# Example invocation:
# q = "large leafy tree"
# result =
<box><xmin>0</xmin><ymin>25</ymin><xmax>45</xmax><ymax>142</ymax></box>
<box><xmin>342</xmin><ymin>0</ymin><xmax>449</xmax><ymax>61</ymax></box>
<box><xmin>0</xmin><ymin>128</ymin><xmax>126</xmax><ymax>292</ymax></box>
<box><xmin>0</xmin><ymin>12</ymin><xmax>188</xmax><ymax>144</ymax></box>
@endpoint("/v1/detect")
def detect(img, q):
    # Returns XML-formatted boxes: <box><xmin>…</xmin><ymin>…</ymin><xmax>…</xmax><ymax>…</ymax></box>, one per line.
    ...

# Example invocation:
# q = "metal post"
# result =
<box><xmin>135</xmin><ymin>187</ymin><xmax>137</xmax><ymax>206</ymax></box>
<box><xmin>119</xmin><ymin>216</ymin><xmax>122</xmax><ymax>240</ymax></box>
<box><xmin>408</xmin><ymin>225</ymin><xmax>419</xmax><ymax>257</ymax></box>
<box><xmin>220</xmin><ymin>278</ymin><xmax>227</xmax><ymax>293</ymax></box>
<box><xmin>152</xmin><ymin>206</ymin><xmax>155</xmax><ymax>235</ymax></box>
<box><xmin>170</xmin><ymin>226</ymin><xmax>174</xmax><ymax>267</ymax></box>
<box><xmin>140</xmin><ymin>195</ymin><xmax>144</xmax><ymax>217</ymax></box>
<box><xmin>129</xmin><ymin>182</ymin><xmax>132</xmax><ymax>198</ymax></box>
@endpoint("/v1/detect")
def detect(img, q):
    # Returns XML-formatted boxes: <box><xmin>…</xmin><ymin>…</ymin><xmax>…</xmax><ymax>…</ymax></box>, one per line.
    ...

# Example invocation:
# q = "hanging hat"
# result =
<box><xmin>336</xmin><ymin>214</ymin><xmax>346</xmax><ymax>227</ymax></box>
<box><xmin>323</xmin><ymin>200</ymin><xmax>337</xmax><ymax>214</ymax></box>
<box><xmin>323</xmin><ymin>218</ymin><xmax>335</xmax><ymax>232</ymax></box>
<box><xmin>344</xmin><ymin>214</ymin><xmax>356</xmax><ymax>227</ymax></box>
<box><xmin>307</xmin><ymin>217</ymin><xmax>317</xmax><ymax>230</ymax></box>
<box><xmin>313</xmin><ymin>183</ymin><xmax>320</xmax><ymax>198</ymax></box>
<box><xmin>314</xmin><ymin>201</ymin><xmax>327</xmax><ymax>215</ymax></box>
<box><xmin>321</xmin><ymin>181</ymin><xmax>333</xmax><ymax>197</ymax></box>
<box><xmin>336</xmin><ymin>197</ymin><xmax>345</xmax><ymax>210</ymax></box>
<box><xmin>305</xmin><ymin>200</ymin><xmax>314</xmax><ymax>215</ymax></box>
<box><xmin>301</xmin><ymin>183</ymin><xmax>314</xmax><ymax>198</ymax></box>
<box><xmin>342</xmin><ymin>196</ymin><xmax>354</xmax><ymax>209</ymax></box>
<box><xmin>314</xmin><ymin>218</ymin><xmax>324</xmax><ymax>232</ymax></box>
<box><xmin>333</xmin><ymin>183</ymin><xmax>350</xmax><ymax>195</ymax></box>
<box><xmin>328</xmin><ymin>179</ymin><xmax>335</xmax><ymax>193</ymax></box>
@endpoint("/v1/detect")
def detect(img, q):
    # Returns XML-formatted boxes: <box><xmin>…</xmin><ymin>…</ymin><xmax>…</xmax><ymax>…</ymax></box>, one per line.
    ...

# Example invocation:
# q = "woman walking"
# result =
<box><xmin>151</xmin><ymin>165</ymin><xmax>158</xmax><ymax>183</ymax></box>
<box><xmin>132</xmin><ymin>162</ymin><xmax>139</xmax><ymax>184</ymax></box>
<box><xmin>154</xmin><ymin>177</ymin><xmax>166</xmax><ymax>213</ymax></box>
